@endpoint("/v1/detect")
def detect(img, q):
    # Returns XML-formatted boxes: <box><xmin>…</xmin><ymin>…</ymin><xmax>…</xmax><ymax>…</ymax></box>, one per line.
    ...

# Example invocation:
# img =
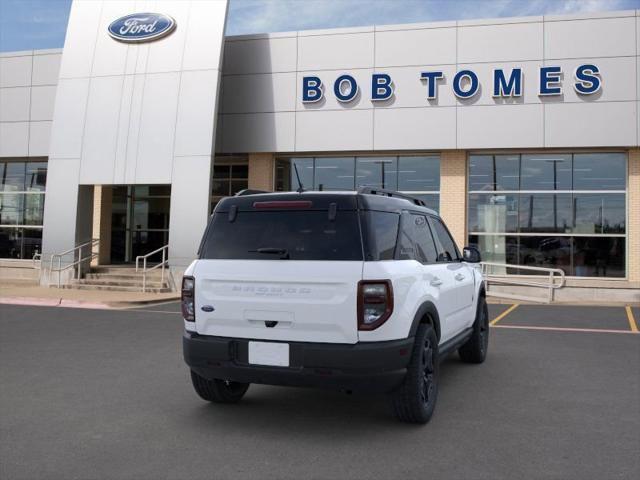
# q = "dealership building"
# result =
<box><xmin>0</xmin><ymin>1</ymin><xmax>638</xmax><ymax>300</ymax></box>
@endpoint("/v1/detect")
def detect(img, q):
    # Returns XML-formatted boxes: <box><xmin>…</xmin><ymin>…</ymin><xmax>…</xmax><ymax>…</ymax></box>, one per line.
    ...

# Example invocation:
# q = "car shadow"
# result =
<box><xmin>179</xmin><ymin>355</ymin><xmax>471</xmax><ymax>436</ymax></box>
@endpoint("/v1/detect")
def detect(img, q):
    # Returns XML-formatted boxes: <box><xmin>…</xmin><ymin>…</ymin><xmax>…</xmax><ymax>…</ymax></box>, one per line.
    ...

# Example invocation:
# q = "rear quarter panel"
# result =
<box><xmin>359</xmin><ymin>260</ymin><xmax>432</xmax><ymax>342</ymax></box>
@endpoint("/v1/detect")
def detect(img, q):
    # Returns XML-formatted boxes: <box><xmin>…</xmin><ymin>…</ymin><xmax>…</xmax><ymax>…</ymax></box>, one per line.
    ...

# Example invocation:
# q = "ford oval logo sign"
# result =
<box><xmin>108</xmin><ymin>13</ymin><xmax>176</xmax><ymax>43</ymax></box>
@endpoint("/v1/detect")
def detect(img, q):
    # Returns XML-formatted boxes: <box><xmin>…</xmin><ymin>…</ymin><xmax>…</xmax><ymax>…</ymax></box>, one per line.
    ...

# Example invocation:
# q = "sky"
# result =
<box><xmin>1</xmin><ymin>0</ymin><xmax>639</xmax><ymax>52</ymax></box>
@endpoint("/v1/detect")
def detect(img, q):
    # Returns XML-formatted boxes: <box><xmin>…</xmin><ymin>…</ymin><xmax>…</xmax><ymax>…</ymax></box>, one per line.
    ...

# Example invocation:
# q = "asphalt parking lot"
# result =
<box><xmin>1</xmin><ymin>302</ymin><xmax>638</xmax><ymax>480</ymax></box>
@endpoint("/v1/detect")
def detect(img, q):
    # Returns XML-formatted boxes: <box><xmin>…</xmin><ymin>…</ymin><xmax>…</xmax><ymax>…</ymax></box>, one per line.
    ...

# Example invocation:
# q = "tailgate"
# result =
<box><xmin>194</xmin><ymin>260</ymin><xmax>363</xmax><ymax>344</ymax></box>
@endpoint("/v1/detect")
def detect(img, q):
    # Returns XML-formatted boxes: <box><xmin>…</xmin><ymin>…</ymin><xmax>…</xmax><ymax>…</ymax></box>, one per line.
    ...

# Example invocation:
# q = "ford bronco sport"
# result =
<box><xmin>182</xmin><ymin>187</ymin><xmax>488</xmax><ymax>424</ymax></box>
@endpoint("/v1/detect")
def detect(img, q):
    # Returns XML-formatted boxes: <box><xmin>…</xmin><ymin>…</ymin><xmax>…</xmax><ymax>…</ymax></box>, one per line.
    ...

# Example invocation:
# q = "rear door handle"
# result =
<box><xmin>430</xmin><ymin>277</ymin><xmax>443</xmax><ymax>287</ymax></box>
<box><xmin>455</xmin><ymin>273</ymin><xmax>466</xmax><ymax>281</ymax></box>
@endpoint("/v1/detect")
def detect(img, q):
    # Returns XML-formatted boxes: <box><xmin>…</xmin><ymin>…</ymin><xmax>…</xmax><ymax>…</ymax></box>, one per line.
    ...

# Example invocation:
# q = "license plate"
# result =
<box><xmin>248</xmin><ymin>341</ymin><xmax>289</xmax><ymax>367</ymax></box>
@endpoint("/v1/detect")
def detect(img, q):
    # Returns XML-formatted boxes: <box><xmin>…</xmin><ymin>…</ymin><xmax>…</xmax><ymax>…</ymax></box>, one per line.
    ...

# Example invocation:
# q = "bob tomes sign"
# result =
<box><xmin>108</xmin><ymin>13</ymin><xmax>176</xmax><ymax>43</ymax></box>
<box><xmin>302</xmin><ymin>64</ymin><xmax>601</xmax><ymax>103</ymax></box>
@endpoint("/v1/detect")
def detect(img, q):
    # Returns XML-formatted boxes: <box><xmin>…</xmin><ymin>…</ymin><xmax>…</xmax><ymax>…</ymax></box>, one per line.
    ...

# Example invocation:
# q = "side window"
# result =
<box><xmin>397</xmin><ymin>213</ymin><xmax>417</xmax><ymax>261</ymax></box>
<box><xmin>428</xmin><ymin>217</ymin><xmax>460</xmax><ymax>262</ymax></box>
<box><xmin>361</xmin><ymin>211</ymin><xmax>400</xmax><ymax>261</ymax></box>
<box><xmin>397</xmin><ymin>213</ymin><xmax>438</xmax><ymax>263</ymax></box>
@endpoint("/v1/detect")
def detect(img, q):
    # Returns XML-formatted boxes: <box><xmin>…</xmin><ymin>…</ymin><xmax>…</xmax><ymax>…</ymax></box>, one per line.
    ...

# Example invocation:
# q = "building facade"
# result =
<box><xmin>0</xmin><ymin>2</ymin><xmax>639</xmax><ymax>296</ymax></box>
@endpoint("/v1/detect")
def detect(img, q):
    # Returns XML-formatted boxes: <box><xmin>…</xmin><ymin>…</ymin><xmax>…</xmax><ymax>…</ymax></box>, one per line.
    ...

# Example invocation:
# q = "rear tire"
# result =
<box><xmin>458</xmin><ymin>295</ymin><xmax>489</xmax><ymax>364</ymax></box>
<box><xmin>390</xmin><ymin>323</ymin><xmax>439</xmax><ymax>424</ymax></box>
<box><xmin>190</xmin><ymin>370</ymin><xmax>250</xmax><ymax>404</ymax></box>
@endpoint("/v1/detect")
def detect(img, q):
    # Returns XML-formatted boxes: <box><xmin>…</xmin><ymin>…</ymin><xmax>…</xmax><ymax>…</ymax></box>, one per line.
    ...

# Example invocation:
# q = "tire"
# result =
<box><xmin>190</xmin><ymin>370</ymin><xmax>250</xmax><ymax>404</ymax></box>
<box><xmin>458</xmin><ymin>295</ymin><xmax>489</xmax><ymax>364</ymax></box>
<box><xmin>390</xmin><ymin>323</ymin><xmax>439</xmax><ymax>424</ymax></box>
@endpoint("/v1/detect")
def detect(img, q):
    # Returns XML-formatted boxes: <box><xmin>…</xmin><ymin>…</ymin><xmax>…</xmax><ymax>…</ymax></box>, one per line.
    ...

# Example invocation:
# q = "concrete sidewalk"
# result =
<box><xmin>0</xmin><ymin>282</ymin><xmax>178</xmax><ymax>309</ymax></box>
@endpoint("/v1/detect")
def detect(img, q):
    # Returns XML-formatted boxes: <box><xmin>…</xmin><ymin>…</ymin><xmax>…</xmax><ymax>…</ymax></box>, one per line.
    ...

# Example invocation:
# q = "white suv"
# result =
<box><xmin>182</xmin><ymin>188</ymin><xmax>488</xmax><ymax>424</ymax></box>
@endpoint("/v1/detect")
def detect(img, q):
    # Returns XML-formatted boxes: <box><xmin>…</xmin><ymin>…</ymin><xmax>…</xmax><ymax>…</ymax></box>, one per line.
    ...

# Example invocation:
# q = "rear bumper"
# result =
<box><xmin>183</xmin><ymin>332</ymin><xmax>414</xmax><ymax>393</ymax></box>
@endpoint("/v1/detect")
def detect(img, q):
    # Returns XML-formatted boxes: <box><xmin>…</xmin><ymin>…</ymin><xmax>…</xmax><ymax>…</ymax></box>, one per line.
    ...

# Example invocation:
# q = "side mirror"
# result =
<box><xmin>462</xmin><ymin>246</ymin><xmax>481</xmax><ymax>263</ymax></box>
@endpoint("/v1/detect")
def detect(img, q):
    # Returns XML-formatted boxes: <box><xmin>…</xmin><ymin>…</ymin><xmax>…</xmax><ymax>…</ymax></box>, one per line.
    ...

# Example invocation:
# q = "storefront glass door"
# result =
<box><xmin>111</xmin><ymin>186</ymin><xmax>170</xmax><ymax>264</ymax></box>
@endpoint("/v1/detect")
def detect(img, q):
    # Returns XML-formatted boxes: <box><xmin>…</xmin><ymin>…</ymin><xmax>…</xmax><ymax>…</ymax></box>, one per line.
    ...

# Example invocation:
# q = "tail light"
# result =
<box><xmin>182</xmin><ymin>276</ymin><xmax>195</xmax><ymax>322</ymax></box>
<box><xmin>357</xmin><ymin>280</ymin><xmax>393</xmax><ymax>330</ymax></box>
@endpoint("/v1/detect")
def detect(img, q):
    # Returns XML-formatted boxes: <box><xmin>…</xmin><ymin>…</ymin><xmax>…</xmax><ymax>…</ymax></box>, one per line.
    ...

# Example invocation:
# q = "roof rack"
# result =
<box><xmin>357</xmin><ymin>186</ymin><xmax>427</xmax><ymax>207</ymax></box>
<box><xmin>234</xmin><ymin>189</ymin><xmax>269</xmax><ymax>196</ymax></box>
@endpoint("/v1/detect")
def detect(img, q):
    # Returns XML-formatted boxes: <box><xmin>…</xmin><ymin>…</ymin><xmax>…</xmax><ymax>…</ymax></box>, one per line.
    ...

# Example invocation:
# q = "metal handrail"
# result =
<box><xmin>480</xmin><ymin>261</ymin><xmax>566</xmax><ymax>303</ymax></box>
<box><xmin>32</xmin><ymin>252</ymin><xmax>42</xmax><ymax>269</ymax></box>
<box><xmin>135</xmin><ymin>244</ymin><xmax>169</xmax><ymax>292</ymax></box>
<box><xmin>49</xmin><ymin>239</ymin><xmax>100</xmax><ymax>288</ymax></box>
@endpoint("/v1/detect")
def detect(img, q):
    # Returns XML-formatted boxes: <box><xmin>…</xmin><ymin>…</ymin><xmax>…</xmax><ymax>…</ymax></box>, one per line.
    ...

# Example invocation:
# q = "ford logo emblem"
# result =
<box><xmin>108</xmin><ymin>13</ymin><xmax>176</xmax><ymax>43</ymax></box>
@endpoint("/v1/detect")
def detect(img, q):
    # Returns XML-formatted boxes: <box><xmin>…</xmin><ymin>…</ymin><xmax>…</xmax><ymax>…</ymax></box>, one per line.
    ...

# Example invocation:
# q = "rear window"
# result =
<box><xmin>200</xmin><ymin>211</ymin><xmax>363</xmax><ymax>261</ymax></box>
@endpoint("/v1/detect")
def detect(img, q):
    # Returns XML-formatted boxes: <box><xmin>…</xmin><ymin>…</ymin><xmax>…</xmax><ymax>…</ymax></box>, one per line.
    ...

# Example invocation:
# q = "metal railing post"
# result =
<box><xmin>161</xmin><ymin>248</ymin><xmax>165</xmax><ymax>284</ymax></box>
<box><xmin>135</xmin><ymin>244</ymin><xmax>170</xmax><ymax>293</ymax></box>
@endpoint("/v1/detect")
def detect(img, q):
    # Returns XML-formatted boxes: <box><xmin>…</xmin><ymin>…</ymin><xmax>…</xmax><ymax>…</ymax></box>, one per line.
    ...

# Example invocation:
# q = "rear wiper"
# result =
<box><xmin>249</xmin><ymin>247</ymin><xmax>290</xmax><ymax>259</ymax></box>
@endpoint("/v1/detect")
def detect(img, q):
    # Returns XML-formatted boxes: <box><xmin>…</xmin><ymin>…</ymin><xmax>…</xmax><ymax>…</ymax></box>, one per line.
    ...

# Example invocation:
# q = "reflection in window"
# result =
<box><xmin>574</xmin><ymin>194</ymin><xmax>625</xmax><ymax>234</ymax></box>
<box><xmin>573</xmin><ymin>153</ymin><xmax>626</xmax><ymax>190</ymax></box>
<box><xmin>356</xmin><ymin>157</ymin><xmax>397</xmax><ymax>189</ymax></box>
<box><xmin>0</xmin><ymin>160</ymin><xmax>47</xmax><ymax>259</ymax></box>
<box><xmin>210</xmin><ymin>157</ymin><xmax>249</xmax><ymax>211</ymax></box>
<box><xmin>398</xmin><ymin>156</ymin><xmax>440</xmax><ymax>192</ymax></box>
<box><xmin>314</xmin><ymin>157</ymin><xmax>355</xmax><ymax>191</ymax></box>
<box><xmin>519</xmin><ymin>194</ymin><xmax>572</xmax><ymax>233</ymax></box>
<box><xmin>468</xmin><ymin>155</ymin><xmax>519</xmax><ymax>191</ymax></box>
<box><xmin>276</xmin><ymin>156</ymin><xmax>440</xmax><ymax>212</ymax></box>
<box><xmin>468</xmin><ymin>152</ymin><xmax>627</xmax><ymax>277</ymax></box>
<box><xmin>468</xmin><ymin>194</ymin><xmax>518</xmax><ymax>233</ymax></box>
<box><xmin>520</xmin><ymin>154</ymin><xmax>572</xmax><ymax>190</ymax></box>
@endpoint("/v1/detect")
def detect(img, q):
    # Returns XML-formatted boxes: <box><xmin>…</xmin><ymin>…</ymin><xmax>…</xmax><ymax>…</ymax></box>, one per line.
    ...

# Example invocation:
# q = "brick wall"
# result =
<box><xmin>248</xmin><ymin>153</ymin><xmax>275</xmax><ymax>191</ymax></box>
<box><xmin>628</xmin><ymin>148</ymin><xmax>639</xmax><ymax>283</ymax></box>
<box><xmin>439</xmin><ymin>150</ymin><xmax>468</xmax><ymax>250</ymax></box>
<box><xmin>91</xmin><ymin>186</ymin><xmax>112</xmax><ymax>265</ymax></box>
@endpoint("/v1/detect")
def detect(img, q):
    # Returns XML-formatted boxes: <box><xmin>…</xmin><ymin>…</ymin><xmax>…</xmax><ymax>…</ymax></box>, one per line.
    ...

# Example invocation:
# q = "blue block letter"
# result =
<box><xmin>539</xmin><ymin>66</ymin><xmax>562</xmax><ymax>96</ymax></box>
<box><xmin>493</xmin><ymin>68</ymin><xmax>523</xmax><ymax>97</ymax></box>
<box><xmin>574</xmin><ymin>64</ymin><xmax>601</xmax><ymax>95</ymax></box>
<box><xmin>302</xmin><ymin>76</ymin><xmax>323</xmax><ymax>103</ymax></box>
<box><xmin>334</xmin><ymin>74</ymin><xmax>358</xmax><ymax>102</ymax></box>
<box><xmin>420</xmin><ymin>71</ymin><xmax>444</xmax><ymax>99</ymax></box>
<box><xmin>371</xmin><ymin>73</ymin><xmax>393</xmax><ymax>101</ymax></box>
<box><xmin>453</xmin><ymin>70</ymin><xmax>479</xmax><ymax>99</ymax></box>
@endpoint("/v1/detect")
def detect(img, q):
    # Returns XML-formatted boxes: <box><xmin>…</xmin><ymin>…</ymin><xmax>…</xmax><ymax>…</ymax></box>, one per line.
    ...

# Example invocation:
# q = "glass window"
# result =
<box><xmin>1</xmin><ymin>162</ymin><xmax>26</xmax><ymax>192</ymax></box>
<box><xmin>573</xmin><ymin>153</ymin><xmax>625</xmax><ymax>190</ymax></box>
<box><xmin>468</xmin><ymin>152</ymin><xmax>627</xmax><ymax>278</ymax></box>
<box><xmin>21</xmin><ymin>228</ymin><xmax>43</xmax><ymax>259</ymax></box>
<box><xmin>520</xmin><ymin>154</ymin><xmax>572</xmax><ymax>190</ymax></box>
<box><xmin>0</xmin><ymin>227</ymin><xmax>22</xmax><ymax>258</ymax></box>
<box><xmin>574</xmin><ymin>237</ymin><xmax>625</xmax><ymax>278</ymax></box>
<box><xmin>398</xmin><ymin>156</ymin><xmax>440</xmax><ymax>192</ymax></box>
<box><xmin>276</xmin><ymin>155</ymin><xmax>440</xmax><ymax>212</ymax></box>
<box><xmin>468</xmin><ymin>193</ymin><xmax>518</xmax><ymax>233</ymax></box>
<box><xmin>428</xmin><ymin>216</ymin><xmax>459</xmax><ymax>262</ymax></box>
<box><xmin>468</xmin><ymin>155</ymin><xmax>519</xmax><ymax>191</ymax></box>
<box><xmin>0</xmin><ymin>161</ymin><xmax>48</xmax><ymax>259</ymax></box>
<box><xmin>314</xmin><ymin>157</ymin><xmax>355</xmax><ymax>191</ymax></box>
<box><xmin>468</xmin><ymin>234</ymin><xmax>519</xmax><ymax>269</ymax></box>
<box><xmin>211</xmin><ymin>160</ymin><xmax>249</xmax><ymax>208</ymax></box>
<box><xmin>201</xmin><ymin>211</ymin><xmax>363</xmax><ymax>261</ymax></box>
<box><xmin>519</xmin><ymin>193</ymin><xmax>572</xmax><ymax>233</ymax></box>
<box><xmin>574</xmin><ymin>194</ymin><xmax>625</xmax><ymax>234</ymax></box>
<box><xmin>356</xmin><ymin>157</ymin><xmax>397</xmax><ymax>190</ymax></box>
<box><xmin>519</xmin><ymin>236</ymin><xmax>572</xmax><ymax>273</ymax></box>
<box><xmin>231</xmin><ymin>165</ymin><xmax>248</xmax><ymax>179</ymax></box>
<box><xmin>275</xmin><ymin>158</ymin><xmax>313</xmax><ymax>191</ymax></box>
<box><xmin>0</xmin><ymin>193</ymin><xmax>23</xmax><ymax>225</ymax></box>
<box><xmin>411</xmin><ymin>214</ymin><xmax>438</xmax><ymax>263</ymax></box>
<box><xmin>25</xmin><ymin>162</ymin><xmax>47</xmax><ymax>192</ymax></box>
<box><xmin>23</xmin><ymin>194</ymin><xmax>45</xmax><ymax>226</ymax></box>
<box><xmin>212</xmin><ymin>166</ymin><xmax>231</xmax><ymax>196</ymax></box>
<box><xmin>361</xmin><ymin>211</ymin><xmax>399</xmax><ymax>261</ymax></box>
